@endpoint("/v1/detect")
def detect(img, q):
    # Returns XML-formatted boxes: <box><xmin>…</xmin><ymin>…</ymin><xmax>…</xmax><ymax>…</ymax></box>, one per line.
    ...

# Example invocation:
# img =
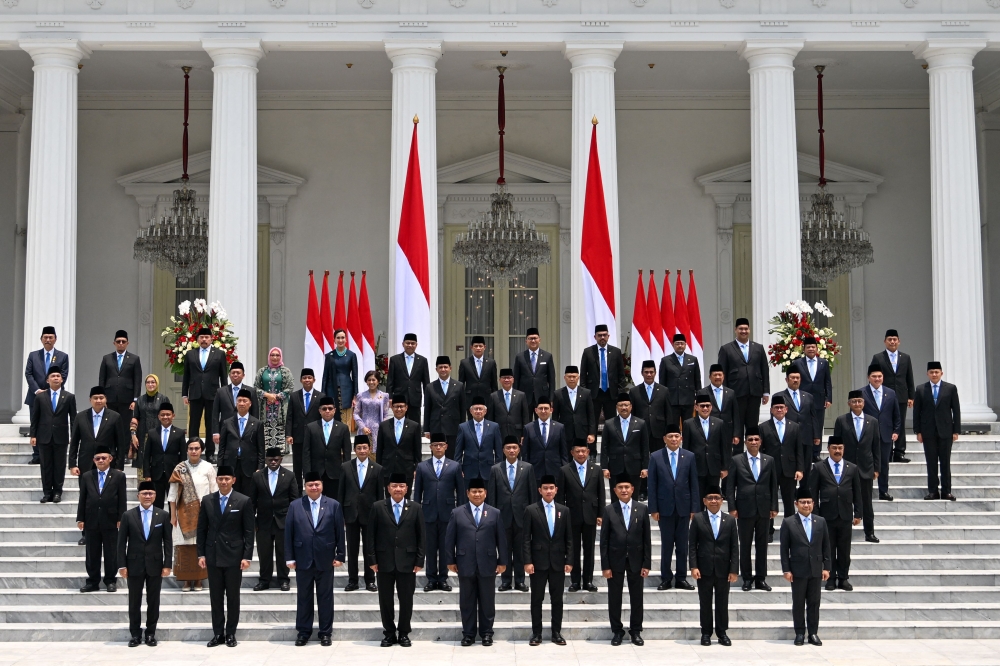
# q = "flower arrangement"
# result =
<box><xmin>767</xmin><ymin>300</ymin><xmax>840</xmax><ymax>371</ymax></box>
<box><xmin>161</xmin><ymin>299</ymin><xmax>239</xmax><ymax>374</ymax></box>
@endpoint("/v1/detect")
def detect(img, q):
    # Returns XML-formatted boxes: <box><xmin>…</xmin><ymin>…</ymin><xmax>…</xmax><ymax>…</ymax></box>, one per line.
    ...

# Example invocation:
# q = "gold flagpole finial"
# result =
<box><xmin>592</xmin><ymin>115</ymin><xmax>598</xmax><ymax>125</ymax></box>
<box><xmin>413</xmin><ymin>114</ymin><xmax>419</xmax><ymax>124</ymax></box>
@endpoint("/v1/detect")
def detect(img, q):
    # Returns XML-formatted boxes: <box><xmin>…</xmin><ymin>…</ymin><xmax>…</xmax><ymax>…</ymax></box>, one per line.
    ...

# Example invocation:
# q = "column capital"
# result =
<box><xmin>19</xmin><ymin>39</ymin><xmax>90</xmax><ymax>67</ymax></box>
<box><xmin>738</xmin><ymin>40</ymin><xmax>803</xmax><ymax>68</ymax></box>
<box><xmin>914</xmin><ymin>39</ymin><xmax>986</xmax><ymax>69</ymax></box>
<box><xmin>384</xmin><ymin>40</ymin><xmax>443</xmax><ymax>68</ymax></box>
<box><xmin>564</xmin><ymin>41</ymin><xmax>623</xmax><ymax>67</ymax></box>
<box><xmin>202</xmin><ymin>39</ymin><xmax>264</xmax><ymax>67</ymax></box>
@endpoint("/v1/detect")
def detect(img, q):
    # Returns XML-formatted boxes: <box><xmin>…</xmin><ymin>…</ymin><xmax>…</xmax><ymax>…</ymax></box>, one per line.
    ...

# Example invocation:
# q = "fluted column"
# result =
<box><xmin>203</xmin><ymin>39</ymin><xmax>262</xmax><ymax>372</ymax></box>
<box><xmin>739</xmin><ymin>39</ymin><xmax>803</xmax><ymax>402</ymax></box>
<box><xmin>565</xmin><ymin>41</ymin><xmax>623</xmax><ymax>365</ymax></box>
<box><xmin>915</xmin><ymin>40</ymin><xmax>996</xmax><ymax>422</ymax></box>
<box><xmin>13</xmin><ymin>40</ymin><xmax>88</xmax><ymax>423</ymax></box>
<box><xmin>385</xmin><ymin>40</ymin><xmax>441</xmax><ymax>354</ymax></box>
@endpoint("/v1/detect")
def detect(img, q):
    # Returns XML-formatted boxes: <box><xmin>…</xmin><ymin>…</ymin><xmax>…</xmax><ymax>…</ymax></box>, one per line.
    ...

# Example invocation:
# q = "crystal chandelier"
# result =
<box><xmin>452</xmin><ymin>65</ymin><xmax>551</xmax><ymax>285</ymax></box>
<box><xmin>800</xmin><ymin>65</ymin><xmax>873</xmax><ymax>285</ymax></box>
<box><xmin>133</xmin><ymin>66</ymin><xmax>208</xmax><ymax>284</ymax></box>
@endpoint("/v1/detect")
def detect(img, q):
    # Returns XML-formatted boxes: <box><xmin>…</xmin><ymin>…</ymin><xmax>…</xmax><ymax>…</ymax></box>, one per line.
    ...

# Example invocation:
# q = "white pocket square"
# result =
<box><xmin>230</xmin><ymin>510</ymin><xmax>240</xmax><ymax>513</ymax></box>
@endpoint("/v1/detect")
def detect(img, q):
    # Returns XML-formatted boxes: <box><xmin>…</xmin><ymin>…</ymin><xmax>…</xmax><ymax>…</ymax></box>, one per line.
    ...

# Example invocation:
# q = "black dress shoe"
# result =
<box><xmin>439</xmin><ymin>582</ymin><xmax>452</xmax><ymax>592</ymax></box>
<box><xmin>39</xmin><ymin>495</ymin><xmax>51</xmax><ymax>504</ymax></box>
<box><xmin>924</xmin><ymin>491</ymin><xmax>940</xmax><ymax>500</ymax></box>
<box><xmin>424</xmin><ymin>583</ymin><xmax>437</xmax><ymax>592</ymax></box>
<box><xmin>144</xmin><ymin>635</ymin><xmax>157</xmax><ymax>647</ymax></box>
<box><xmin>741</xmin><ymin>580</ymin><xmax>753</xmax><ymax>592</ymax></box>
<box><xmin>611</xmin><ymin>632</ymin><xmax>624</xmax><ymax>646</ymax></box>
<box><xmin>943</xmin><ymin>493</ymin><xmax>957</xmax><ymax>501</ymax></box>
<box><xmin>755</xmin><ymin>580</ymin><xmax>772</xmax><ymax>592</ymax></box>
<box><xmin>280</xmin><ymin>580</ymin><xmax>290</xmax><ymax>591</ymax></box>
<box><xmin>825</xmin><ymin>579</ymin><xmax>837</xmax><ymax>591</ymax></box>
<box><xmin>379</xmin><ymin>635</ymin><xmax>395</xmax><ymax>647</ymax></box>
<box><xmin>28</xmin><ymin>458</ymin><xmax>40</xmax><ymax>465</ymax></box>
<box><xmin>657</xmin><ymin>580</ymin><xmax>672</xmax><ymax>591</ymax></box>
<box><xmin>674</xmin><ymin>579</ymin><xmax>694</xmax><ymax>591</ymax></box>
<box><xmin>865</xmin><ymin>534</ymin><xmax>880</xmax><ymax>543</ymax></box>
<box><xmin>583</xmin><ymin>582</ymin><xmax>598</xmax><ymax>592</ymax></box>
<box><xmin>567</xmin><ymin>583</ymin><xmax>581</xmax><ymax>592</ymax></box>
<box><xmin>320</xmin><ymin>635</ymin><xmax>332</xmax><ymax>646</ymax></box>
<box><xmin>808</xmin><ymin>634</ymin><xmax>822</xmax><ymax>646</ymax></box>
<box><xmin>253</xmin><ymin>581</ymin><xmax>270</xmax><ymax>591</ymax></box>
<box><xmin>482</xmin><ymin>636</ymin><xmax>493</xmax><ymax>646</ymax></box>
<box><xmin>398</xmin><ymin>635</ymin><xmax>411</xmax><ymax>647</ymax></box>
<box><xmin>630</xmin><ymin>632</ymin><xmax>644</xmax><ymax>646</ymax></box>
<box><xmin>226</xmin><ymin>635</ymin><xmax>238</xmax><ymax>647</ymax></box>
<box><xmin>461</xmin><ymin>636</ymin><xmax>475</xmax><ymax>647</ymax></box>
<box><xmin>767</xmin><ymin>532</ymin><xmax>774</xmax><ymax>543</ymax></box>
<box><xmin>78</xmin><ymin>536</ymin><xmax>86</xmax><ymax>545</ymax></box>
<box><xmin>107</xmin><ymin>583</ymin><xmax>117</xmax><ymax>593</ymax></box>
<box><xmin>839</xmin><ymin>579</ymin><xmax>853</xmax><ymax>591</ymax></box>
<box><xmin>52</xmin><ymin>494</ymin><xmax>61</xmax><ymax>503</ymax></box>
<box><xmin>516</xmin><ymin>582</ymin><xmax>530</xmax><ymax>592</ymax></box>
<box><xmin>718</xmin><ymin>634</ymin><xmax>732</xmax><ymax>646</ymax></box>
<box><xmin>498</xmin><ymin>582</ymin><xmax>512</xmax><ymax>592</ymax></box>
<box><xmin>529</xmin><ymin>634</ymin><xmax>542</xmax><ymax>646</ymax></box>
<box><xmin>367</xmin><ymin>582</ymin><xmax>378</xmax><ymax>592</ymax></box>
<box><xmin>700</xmin><ymin>635</ymin><xmax>712</xmax><ymax>646</ymax></box>
<box><xmin>296</xmin><ymin>636</ymin><xmax>309</xmax><ymax>646</ymax></box>
<box><xmin>128</xmin><ymin>637</ymin><xmax>142</xmax><ymax>647</ymax></box>
<box><xmin>812</xmin><ymin>456</ymin><xmax>822</xmax><ymax>463</ymax></box>
<box><xmin>879</xmin><ymin>492</ymin><xmax>894</xmax><ymax>501</ymax></box>
<box><xmin>207</xmin><ymin>635</ymin><xmax>224</xmax><ymax>647</ymax></box>
<box><xmin>794</xmin><ymin>634</ymin><xmax>805</xmax><ymax>646</ymax></box>
<box><xmin>79</xmin><ymin>584</ymin><xmax>99</xmax><ymax>593</ymax></box>
<box><xmin>551</xmin><ymin>633</ymin><xmax>566</xmax><ymax>645</ymax></box>
<box><xmin>893</xmin><ymin>456</ymin><xmax>910</xmax><ymax>463</ymax></box>
<box><xmin>344</xmin><ymin>582</ymin><xmax>359</xmax><ymax>591</ymax></box>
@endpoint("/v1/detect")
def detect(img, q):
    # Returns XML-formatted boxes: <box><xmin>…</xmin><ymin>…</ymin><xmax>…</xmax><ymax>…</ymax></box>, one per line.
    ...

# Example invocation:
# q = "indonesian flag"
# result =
<box><xmin>630</xmin><ymin>271</ymin><xmax>651</xmax><ymax>386</ymax></box>
<box><xmin>334</xmin><ymin>271</ymin><xmax>347</xmax><ymax>346</ymax></box>
<box><xmin>304</xmin><ymin>272</ymin><xmax>327</xmax><ymax>388</ymax></box>
<box><xmin>319</xmin><ymin>271</ymin><xmax>334</xmax><ymax>354</ymax></box>
<box><xmin>395</xmin><ymin>120</ymin><xmax>431</xmax><ymax>349</ymax></box>
<box><xmin>646</xmin><ymin>271</ymin><xmax>664</xmax><ymax>362</ymax></box>
<box><xmin>580</xmin><ymin>122</ymin><xmax>618</xmax><ymax>346</ymax></box>
<box><xmin>346</xmin><ymin>273</ymin><xmax>363</xmax><ymax>384</ymax></box>
<box><xmin>674</xmin><ymin>272</ymin><xmax>692</xmax><ymax>353</ymax></box>
<box><xmin>686</xmin><ymin>270</ymin><xmax>705</xmax><ymax>385</ymax></box>
<box><xmin>661</xmin><ymin>270</ymin><xmax>676</xmax><ymax>342</ymax></box>
<box><xmin>359</xmin><ymin>271</ymin><xmax>377</xmax><ymax>379</ymax></box>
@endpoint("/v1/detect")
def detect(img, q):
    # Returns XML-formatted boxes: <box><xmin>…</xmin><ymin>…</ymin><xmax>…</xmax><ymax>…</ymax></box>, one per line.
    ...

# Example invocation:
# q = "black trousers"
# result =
<box><xmin>85</xmin><ymin>528</ymin><xmax>118</xmax><ymax>586</ymax></box>
<box><xmin>256</xmin><ymin>526</ymin><xmax>289</xmax><ymax>584</ymax></box>
<box><xmin>771</xmin><ymin>475</ymin><xmax>797</xmax><ymax>535</ymax></box>
<box><xmin>607</xmin><ymin>567</ymin><xmax>644</xmax><ymax>634</ymax></box>
<box><xmin>321</xmin><ymin>475</ymin><xmax>339</xmax><ymax>501</ymax></box>
<box><xmin>529</xmin><ymin>568</ymin><xmax>565</xmax><ymax>635</ymax></box>
<box><xmin>827</xmin><ymin>517</ymin><xmax>853</xmax><ymax>581</ymax></box>
<box><xmin>127</xmin><ymin>572</ymin><xmax>162</xmax><ymax>638</ymax></box>
<box><xmin>295</xmin><ymin>566</ymin><xmax>334</xmax><ymax>637</ymax></box>
<box><xmin>733</xmin><ymin>395</ymin><xmax>763</xmax><ymax>453</ymax></box>
<box><xmin>377</xmin><ymin>570</ymin><xmax>415</xmax><ymax>638</ymax></box>
<box><xmin>500</xmin><ymin>523</ymin><xmax>524</xmax><ymax>585</ymax></box>
<box><xmin>923</xmin><ymin>432</ymin><xmax>953</xmax><ymax>494</ymax></box>
<box><xmin>459</xmin><ymin>575</ymin><xmax>497</xmax><ymax>638</ymax></box>
<box><xmin>108</xmin><ymin>401</ymin><xmax>134</xmax><ymax>453</ymax></box>
<box><xmin>28</xmin><ymin>401</ymin><xmax>40</xmax><ymax>461</ymax></box>
<box><xmin>345</xmin><ymin>521</ymin><xmax>375</xmax><ymax>585</ymax></box>
<box><xmin>443</xmin><ymin>435</ymin><xmax>457</xmax><ymax>461</ymax></box>
<box><xmin>291</xmin><ymin>442</ymin><xmax>305</xmax><ymax>491</ymax></box>
<box><xmin>593</xmin><ymin>390</ymin><xmax>617</xmax><ymax>425</ymax></box>
<box><xmin>657</xmin><ymin>512</ymin><xmax>690</xmax><ymax>582</ymax></box>
<box><xmin>878</xmin><ymin>441</ymin><xmax>892</xmax><ymax>495</ymax></box>
<box><xmin>791</xmin><ymin>575</ymin><xmax>822</xmax><ymax>634</ymax></box>
<box><xmin>860</xmin><ymin>476</ymin><xmax>875</xmax><ymax>536</ymax></box>
<box><xmin>737</xmin><ymin>515</ymin><xmax>769</xmax><ymax>581</ymax></box>
<box><xmin>235</xmin><ymin>466</ymin><xmax>254</xmax><ymax>497</ymax></box>
<box><xmin>569</xmin><ymin>523</ymin><xmax>597</xmax><ymax>586</ymax></box>
<box><xmin>206</xmin><ymin>564</ymin><xmax>243</xmax><ymax>636</ymax></box>
<box><xmin>894</xmin><ymin>402</ymin><xmax>909</xmax><ymax>456</ymax></box>
<box><xmin>696</xmin><ymin>576</ymin><xmax>731</xmax><ymax>637</ymax></box>
<box><xmin>151</xmin><ymin>475</ymin><xmax>169</xmax><ymax>510</ymax></box>
<box><xmin>425</xmin><ymin>520</ymin><xmax>449</xmax><ymax>584</ymax></box>
<box><xmin>38</xmin><ymin>440</ymin><xmax>67</xmax><ymax>495</ymax></box>
<box><xmin>672</xmin><ymin>404</ymin><xmax>694</xmax><ymax>431</ymax></box>
<box><xmin>187</xmin><ymin>398</ymin><xmax>215</xmax><ymax>442</ymax></box>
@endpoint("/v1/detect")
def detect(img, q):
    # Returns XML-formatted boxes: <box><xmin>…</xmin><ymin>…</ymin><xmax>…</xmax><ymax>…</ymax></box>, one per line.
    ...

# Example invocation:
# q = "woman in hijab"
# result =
<box><xmin>322</xmin><ymin>328</ymin><xmax>359</xmax><ymax>430</ymax></box>
<box><xmin>130</xmin><ymin>374</ymin><xmax>167</xmax><ymax>479</ymax></box>
<box><xmin>254</xmin><ymin>347</ymin><xmax>294</xmax><ymax>453</ymax></box>
<box><xmin>166</xmin><ymin>437</ymin><xmax>217</xmax><ymax>591</ymax></box>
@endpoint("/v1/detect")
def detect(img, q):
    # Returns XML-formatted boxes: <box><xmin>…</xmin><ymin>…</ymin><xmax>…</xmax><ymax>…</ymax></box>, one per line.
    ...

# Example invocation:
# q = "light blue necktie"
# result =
<box><xmin>622</xmin><ymin>502</ymin><xmax>630</xmax><ymax>527</ymax></box>
<box><xmin>476</xmin><ymin>421</ymin><xmax>483</xmax><ymax>445</ymax></box>
<box><xmin>803</xmin><ymin>516</ymin><xmax>812</xmax><ymax>542</ymax></box>
<box><xmin>473</xmin><ymin>506</ymin><xmax>481</xmax><ymax>526</ymax></box>
<box><xmin>405</xmin><ymin>355</ymin><xmax>413</xmax><ymax>373</ymax></box>
<box><xmin>239</xmin><ymin>416</ymin><xmax>246</xmax><ymax>436</ymax></box>
<box><xmin>702</xmin><ymin>419</ymin><xmax>710</xmax><ymax>440</ymax></box>
<box><xmin>715</xmin><ymin>386</ymin><xmax>723</xmax><ymax>409</ymax></box>
<box><xmin>233</xmin><ymin>385</ymin><xmax>239</xmax><ymax>403</ymax></box>
<box><xmin>540</xmin><ymin>421</ymin><xmax>547</xmax><ymax>445</ymax></box>
<box><xmin>98</xmin><ymin>470</ymin><xmax>106</xmax><ymax>493</ymax></box>
<box><xmin>531</xmin><ymin>351</ymin><xmax>537</xmax><ymax>371</ymax></box>
<box><xmin>670</xmin><ymin>450</ymin><xmax>677</xmax><ymax>478</ymax></box>
<box><xmin>834</xmin><ymin>461</ymin><xmax>841</xmax><ymax>484</ymax></box>
<box><xmin>792</xmin><ymin>390</ymin><xmax>800</xmax><ymax>411</ymax></box>
<box><xmin>546</xmin><ymin>503</ymin><xmax>555</xmax><ymax>537</ymax></box>
<box><xmin>890</xmin><ymin>352</ymin><xmax>898</xmax><ymax>372</ymax></box>
<box><xmin>51</xmin><ymin>391</ymin><xmax>58</xmax><ymax>412</ymax></box>
<box><xmin>854</xmin><ymin>415</ymin><xmax>863</xmax><ymax>440</ymax></box>
<box><xmin>740</xmin><ymin>343</ymin><xmax>748</xmax><ymax>363</ymax></box>
<box><xmin>395</xmin><ymin>419</ymin><xmax>403</xmax><ymax>442</ymax></box>
<box><xmin>324</xmin><ymin>420</ymin><xmax>332</xmax><ymax>443</ymax></box>
<box><xmin>509</xmin><ymin>463</ymin><xmax>516</xmax><ymax>489</ymax></box>
<box><xmin>933</xmin><ymin>384</ymin><xmax>939</xmax><ymax>404</ymax></box>
<box><xmin>44</xmin><ymin>351</ymin><xmax>51</xmax><ymax>373</ymax></box>
<box><xmin>435</xmin><ymin>458</ymin><xmax>442</xmax><ymax>478</ymax></box>
<box><xmin>476</xmin><ymin>357</ymin><xmax>482</xmax><ymax>376</ymax></box>
<box><xmin>270</xmin><ymin>470</ymin><xmax>278</xmax><ymax>494</ymax></box>
<box><xmin>710</xmin><ymin>512</ymin><xmax>719</xmax><ymax>539</ymax></box>
<box><xmin>600</xmin><ymin>348</ymin><xmax>608</xmax><ymax>392</ymax></box>
<box><xmin>220</xmin><ymin>494</ymin><xmax>228</xmax><ymax>514</ymax></box>
<box><xmin>776</xmin><ymin>420</ymin><xmax>784</xmax><ymax>442</ymax></box>
<box><xmin>117</xmin><ymin>353</ymin><xmax>124</xmax><ymax>371</ymax></box>
<box><xmin>646</xmin><ymin>383</ymin><xmax>653</xmax><ymax>402</ymax></box>
<box><xmin>750</xmin><ymin>456</ymin><xmax>759</xmax><ymax>481</ymax></box>
<box><xmin>358</xmin><ymin>461</ymin><xmax>366</xmax><ymax>487</ymax></box>
<box><xmin>394</xmin><ymin>502</ymin><xmax>402</xmax><ymax>524</ymax></box>
<box><xmin>93</xmin><ymin>413</ymin><xmax>101</xmax><ymax>437</ymax></box>
<box><xmin>304</xmin><ymin>391</ymin><xmax>311</xmax><ymax>412</ymax></box>
<box><xmin>441</xmin><ymin>379</ymin><xmax>449</xmax><ymax>394</ymax></box>
<box><xmin>142</xmin><ymin>508</ymin><xmax>151</xmax><ymax>539</ymax></box>
<box><xmin>238</xmin><ymin>417</ymin><xmax>247</xmax><ymax>457</ymax></box>
<box><xmin>311</xmin><ymin>500</ymin><xmax>319</xmax><ymax>527</ymax></box>
<box><xmin>621</xmin><ymin>417</ymin><xmax>629</xmax><ymax>440</ymax></box>
<box><xmin>162</xmin><ymin>428</ymin><xmax>169</xmax><ymax>451</ymax></box>
<box><xmin>578</xmin><ymin>463</ymin><xmax>586</xmax><ymax>486</ymax></box>
<box><xmin>809</xmin><ymin>357</ymin><xmax>817</xmax><ymax>380</ymax></box>
<box><xmin>200</xmin><ymin>348</ymin><xmax>207</xmax><ymax>370</ymax></box>
<box><xmin>505</xmin><ymin>392</ymin><xmax>511</xmax><ymax>410</ymax></box>
<box><xmin>875</xmin><ymin>388</ymin><xmax>882</xmax><ymax>409</ymax></box>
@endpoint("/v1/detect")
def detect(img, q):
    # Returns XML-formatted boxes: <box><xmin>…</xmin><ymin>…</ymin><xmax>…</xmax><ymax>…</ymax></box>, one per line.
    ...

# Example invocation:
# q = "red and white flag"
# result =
<box><xmin>661</xmin><ymin>270</ymin><xmax>676</xmax><ymax>343</ymax></box>
<box><xmin>630</xmin><ymin>271</ymin><xmax>651</xmax><ymax>386</ymax></box>
<box><xmin>646</xmin><ymin>271</ymin><xmax>664</xmax><ymax>362</ymax></box>
<box><xmin>304</xmin><ymin>271</ymin><xmax>327</xmax><ymax>387</ymax></box>
<box><xmin>359</xmin><ymin>271</ymin><xmax>377</xmax><ymax>379</ymax></box>
<box><xmin>347</xmin><ymin>273</ymin><xmax>363</xmax><ymax>390</ymax></box>
<box><xmin>686</xmin><ymin>270</ymin><xmax>705</xmax><ymax>385</ymax></box>
<box><xmin>320</xmin><ymin>271</ymin><xmax>334</xmax><ymax>354</ymax></box>
<box><xmin>580</xmin><ymin>122</ymin><xmax>618</xmax><ymax>346</ymax></box>
<box><xmin>334</xmin><ymin>271</ymin><xmax>347</xmax><ymax>346</ymax></box>
<box><xmin>395</xmin><ymin>120</ymin><xmax>431</xmax><ymax>348</ymax></box>
<box><xmin>674</xmin><ymin>272</ymin><xmax>692</xmax><ymax>355</ymax></box>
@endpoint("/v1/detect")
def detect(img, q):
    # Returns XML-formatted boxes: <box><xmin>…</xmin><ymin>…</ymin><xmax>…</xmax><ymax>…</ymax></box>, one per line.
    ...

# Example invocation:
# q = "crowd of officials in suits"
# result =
<box><xmin>21</xmin><ymin>317</ymin><xmax>963</xmax><ymax>648</ymax></box>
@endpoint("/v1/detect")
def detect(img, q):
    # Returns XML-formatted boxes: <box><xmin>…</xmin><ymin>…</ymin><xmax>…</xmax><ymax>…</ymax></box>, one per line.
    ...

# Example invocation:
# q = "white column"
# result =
<box><xmin>739</xmin><ymin>39</ymin><xmax>803</xmax><ymax>403</ymax></box>
<box><xmin>385</xmin><ymin>41</ymin><xmax>441</xmax><ymax>356</ymax></box>
<box><xmin>13</xmin><ymin>40</ymin><xmax>88</xmax><ymax>424</ymax></box>
<box><xmin>203</xmin><ymin>39</ymin><xmax>262</xmax><ymax>373</ymax></box>
<box><xmin>565</xmin><ymin>41</ymin><xmax>623</xmax><ymax>366</ymax></box>
<box><xmin>915</xmin><ymin>40</ymin><xmax>996</xmax><ymax>422</ymax></box>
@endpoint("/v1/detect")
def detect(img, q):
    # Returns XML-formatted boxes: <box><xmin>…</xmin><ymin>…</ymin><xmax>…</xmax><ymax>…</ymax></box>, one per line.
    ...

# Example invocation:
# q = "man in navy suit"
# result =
<box><xmin>413</xmin><ymin>434</ymin><xmax>465</xmax><ymax>591</ymax></box>
<box><xmin>285</xmin><ymin>471</ymin><xmax>346</xmax><ymax>647</ymax></box>
<box><xmin>444</xmin><ymin>477</ymin><xmax>508</xmax><ymax>646</ymax></box>
<box><xmin>24</xmin><ymin>325</ymin><xmax>69</xmax><ymax>464</ymax></box>
<box><xmin>862</xmin><ymin>364</ymin><xmax>901</xmax><ymax>501</ymax></box>
<box><xmin>521</xmin><ymin>397</ymin><xmax>569</xmax><ymax>478</ymax></box>
<box><xmin>647</xmin><ymin>423</ymin><xmax>700</xmax><ymax>591</ymax></box>
<box><xmin>791</xmin><ymin>338</ymin><xmax>832</xmax><ymax>448</ymax></box>
<box><xmin>454</xmin><ymin>398</ymin><xmax>503</xmax><ymax>483</ymax></box>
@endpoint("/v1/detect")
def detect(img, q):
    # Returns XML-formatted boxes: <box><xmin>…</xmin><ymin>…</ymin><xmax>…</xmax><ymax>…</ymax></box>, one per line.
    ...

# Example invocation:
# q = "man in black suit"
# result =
<box><xmin>759</xmin><ymin>395</ymin><xmax>803</xmax><ymax>534</ymax></box>
<box><xmin>181</xmin><ymin>327</ymin><xmax>228</xmax><ymax>440</ymax></box>
<box><xmin>580</xmin><ymin>324</ymin><xmax>627</xmax><ymax>424</ymax></box>
<box><xmin>70</xmin><ymin>387</ymin><xmax>128</xmax><ymax>474</ymax></box>
<box><xmin>513</xmin><ymin>327</ymin><xmax>555</xmax><ymax>409</ymax></box>
<box><xmin>913</xmin><ymin>361</ymin><xmax>962</xmax><ymax>500</ymax></box>
<box><xmin>777</xmin><ymin>368</ymin><xmax>818</xmax><ymax>468</ymax></box>
<box><xmin>303</xmin><ymin>396</ymin><xmax>352</xmax><ymax>500</ymax></box>
<box><xmin>523</xmin><ymin>475</ymin><xmax>573</xmax><ymax>646</ymax></box>
<box><xmin>689</xmin><ymin>482</ymin><xmax>739</xmax><ymax>647</ymax></box>
<box><xmin>423</xmin><ymin>356</ymin><xmax>465</xmax><ymax>458</ymax></box>
<box><xmin>833</xmin><ymin>390</ymin><xmax>881</xmax><ymax>542</ymax></box>
<box><xmin>553</xmin><ymin>366</ymin><xmax>597</xmax><ymax>448</ymax></box>
<box><xmin>444</xmin><ymin>477</ymin><xmax>509</xmax><ymax>647</ymax></box>
<box><xmin>726</xmin><ymin>426</ymin><xmax>778</xmax><ymax>590</ymax></box>
<box><xmin>76</xmin><ymin>445</ymin><xmax>128</xmax><ymax>592</ymax></box>
<box><xmin>197</xmin><ymin>466</ymin><xmax>255</xmax><ymax>648</ymax></box>
<box><xmin>808</xmin><ymin>436</ymin><xmax>862</xmax><ymax>591</ymax></box>
<box><xmin>284</xmin><ymin>368</ymin><xmax>324</xmax><ymax>489</ymax></box>
<box><xmin>367</xmin><ymin>473</ymin><xmax>426</xmax><ymax>648</ymax></box>
<box><xmin>521</xmin><ymin>398</ymin><xmax>569</xmax><ymax>478</ymax></box>
<box><xmin>338</xmin><ymin>435</ymin><xmax>383</xmax><ymax>592</ymax></box>
<box><xmin>386</xmin><ymin>333</ymin><xmax>430</xmax><ymax>421</ymax></box>
<box><xmin>454</xmin><ymin>399</ymin><xmax>504</xmax><ymax>482</ymax></box>
<box><xmin>659</xmin><ymin>333</ymin><xmax>702</xmax><ymax>429</ymax></box>
<box><xmin>558</xmin><ymin>442</ymin><xmax>605</xmax><ymax>592</ymax></box>
<box><xmin>707</xmin><ymin>363</ymin><xmax>740</xmax><ymax>454</ymax></box>
<box><xmin>630</xmin><ymin>360</ymin><xmax>672</xmax><ymax>457</ymax></box>
<box><xmin>779</xmin><ymin>487</ymin><xmax>831</xmax><ymax>646</ymax></box>
<box><xmin>487</xmin><ymin>436</ymin><xmax>536</xmax><ymax>592</ymax></box>
<box><xmin>211</xmin><ymin>361</ymin><xmax>259</xmax><ymax>464</ymax></box>
<box><xmin>29</xmin><ymin>367</ymin><xmax>76</xmax><ymax>503</ymax></box>
<box><xmin>717</xmin><ymin>318</ymin><xmax>770</xmax><ymax>452</ymax></box>
<box><xmin>23</xmin><ymin>325</ymin><xmax>69</xmax><ymax>464</ymax></box>
<box><xmin>285</xmin><ymin>472</ymin><xmax>345</xmax><ymax>647</ymax></box>
<box><xmin>376</xmin><ymin>395</ymin><xmax>423</xmax><ymax>498</ymax></box>
<box><xmin>98</xmin><ymin>330</ymin><xmax>143</xmax><ymax>440</ymax></box>
<box><xmin>600</xmin><ymin>393</ymin><xmax>650</xmax><ymax>490</ymax></box>
<box><xmin>871</xmin><ymin>329</ymin><xmax>915</xmax><ymax>462</ymax></box>
<box><xmin>600</xmin><ymin>474</ymin><xmax>652</xmax><ymax>646</ymax></box>
<box><xmin>683</xmin><ymin>393</ymin><xmax>729</xmax><ymax>498</ymax></box>
<box><xmin>413</xmin><ymin>435</ymin><xmax>464</xmax><ymax>591</ymax></box>
<box><xmin>217</xmin><ymin>388</ymin><xmax>265</xmax><ymax>495</ymax></box>
<box><xmin>459</xmin><ymin>335</ymin><xmax>498</xmax><ymax>413</ymax></box>
<box><xmin>248</xmin><ymin>447</ymin><xmax>300</xmax><ymax>592</ymax></box>
<box><xmin>117</xmin><ymin>481</ymin><xmax>171</xmax><ymax>647</ymax></box>
<box><xmin>863</xmin><ymin>364</ymin><xmax>902</xmax><ymax>501</ymax></box>
<box><xmin>141</xmin><ymin>402</ymin><xmax>185</xmax><ymax>508</ymax></box>
<box><xmin>488</xmin><ymin>369</ymin><xmax>531</xmax><ymax>442</ymax></box>
<box><xmin>791</xmin><ymin>337</ymin><xmax>832</xmax><ymax>451</ymax></box>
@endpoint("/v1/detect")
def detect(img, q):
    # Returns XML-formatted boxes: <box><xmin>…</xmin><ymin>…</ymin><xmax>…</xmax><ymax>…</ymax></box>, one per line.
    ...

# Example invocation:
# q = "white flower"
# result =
<box><xmin>193</xmin><ymin>298</ymin><xmax>208</xmax><ymax>313</ymax></box>
<box><xmin>785</xmin><ymin>302</ymin><xmax>801</xmax><ymax>315</ymax></box>
<box><xmin>178</xmin><ymin>301</ymin><xmax>191</xmax><ymax>316</ymax></box>
<box><xmin>814</xmin><ymin>301</ymin><xmax>834</xmax><ymax>318</ymax></box>
<box><xmin>215</xmin><ymin>308</ymin><xmax>227</xmax><ymax>321</ymax></box>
